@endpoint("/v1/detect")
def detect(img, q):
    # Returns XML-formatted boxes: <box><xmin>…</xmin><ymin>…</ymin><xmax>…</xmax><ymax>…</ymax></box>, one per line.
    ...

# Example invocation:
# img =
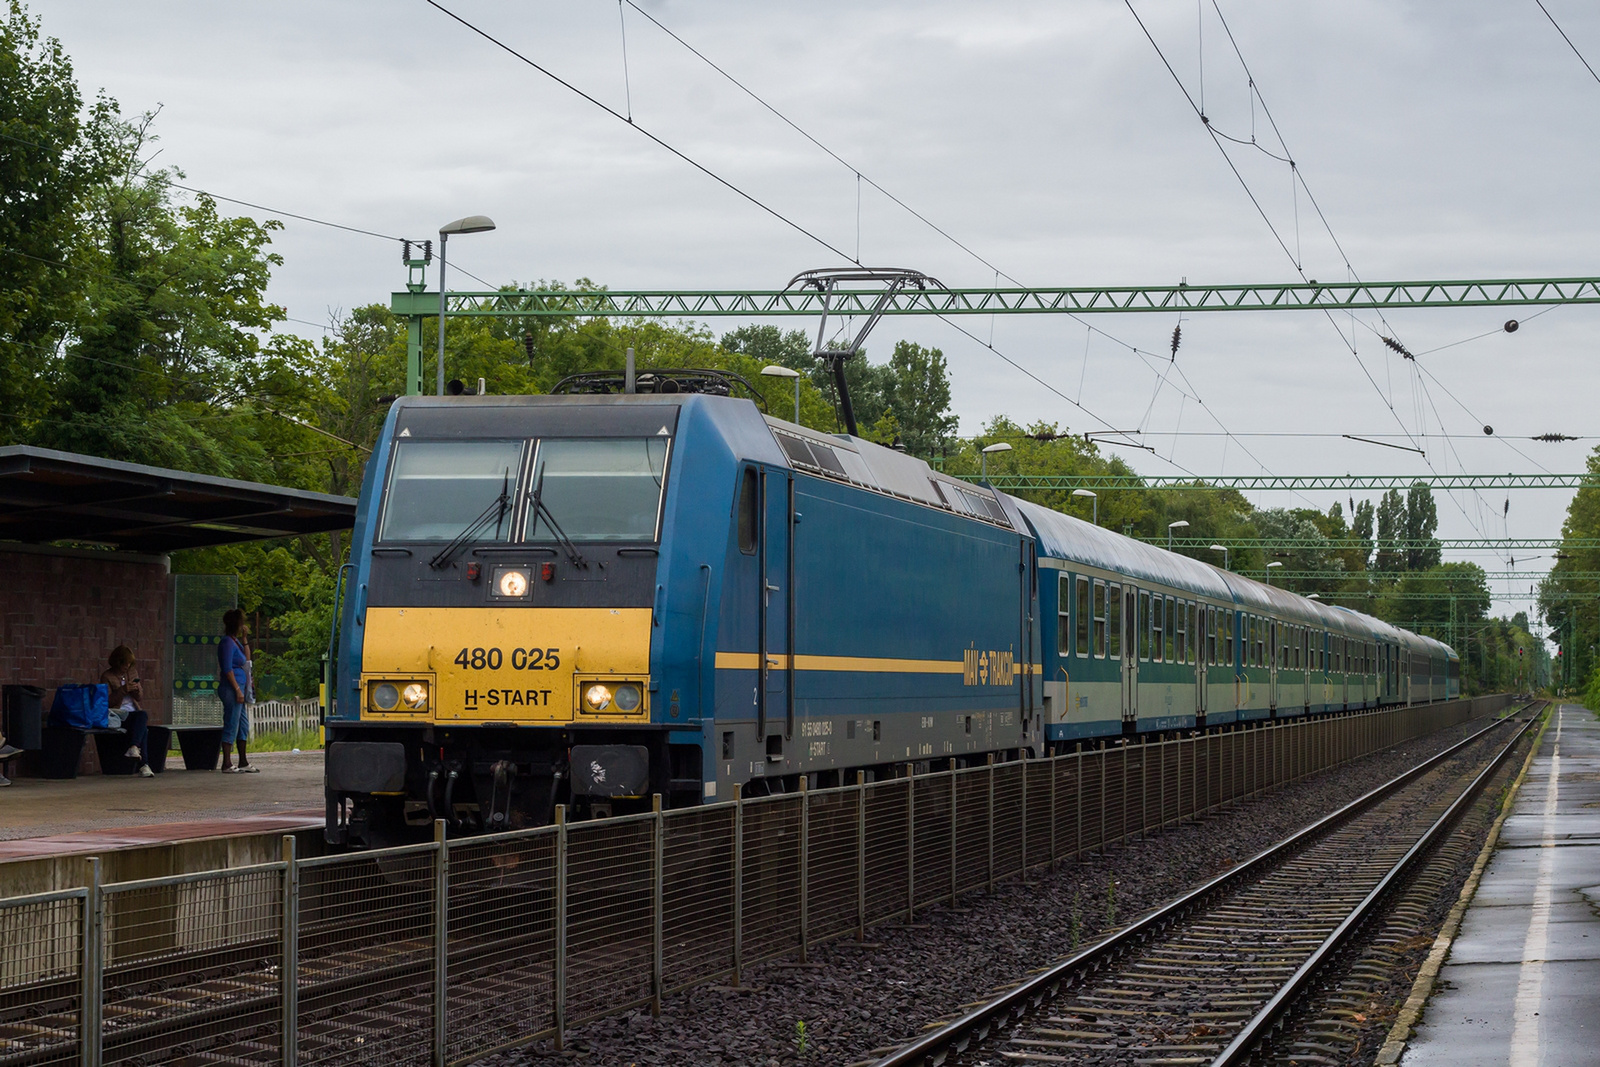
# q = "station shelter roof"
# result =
<box><xmin>0</xmin><ymin>446</ymin><xmax>357</xmax><ymax>553</ymax></box>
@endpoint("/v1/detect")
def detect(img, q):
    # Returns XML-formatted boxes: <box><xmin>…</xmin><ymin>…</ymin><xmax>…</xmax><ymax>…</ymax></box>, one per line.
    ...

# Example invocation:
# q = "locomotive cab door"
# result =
<box><xmin>759</xmin><ymin>468</ymin><xmax>794</xmax><ymax>745</ymax></box>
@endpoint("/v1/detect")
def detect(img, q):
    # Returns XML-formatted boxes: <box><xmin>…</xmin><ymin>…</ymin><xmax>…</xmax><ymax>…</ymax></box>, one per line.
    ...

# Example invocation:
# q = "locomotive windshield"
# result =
<box><xmin>379</xmin><ymin>439</ymin><xmax>524</xmax><ymax>542</ymax></box>
<box><xmin>528</xmin><ymin>437</ymin><xmax>669</xmax><ymax>543</ymax></box>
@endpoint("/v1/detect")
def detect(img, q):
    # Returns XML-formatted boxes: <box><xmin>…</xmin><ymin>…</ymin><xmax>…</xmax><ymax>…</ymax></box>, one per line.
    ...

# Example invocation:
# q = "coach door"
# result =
<box><xmin>758</xmin><ymin>468</ymin><xmax>794</xmax><ymax>744</ymax></box>
<box><xmin>1268</xmin><ymin>621</ymin><xmax>1279</xmax><ymax>712</ymax></box>
<box><xmin>1121</xmin><ymin>585</ymin><xmax>1138</xmax><ymax>726</ymax></box>
<box><xmin>1196</xmin><ymin>604</ymin><xmax>1209</xmax><ymax>721</ymax></box>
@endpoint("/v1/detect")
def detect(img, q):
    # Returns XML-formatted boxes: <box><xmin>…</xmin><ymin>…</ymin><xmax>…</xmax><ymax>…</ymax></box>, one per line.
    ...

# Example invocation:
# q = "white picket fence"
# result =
<box><xmin>244</xmin><ymin>698</ymin><xmax>321</xmax><ymax>735</ymax></box>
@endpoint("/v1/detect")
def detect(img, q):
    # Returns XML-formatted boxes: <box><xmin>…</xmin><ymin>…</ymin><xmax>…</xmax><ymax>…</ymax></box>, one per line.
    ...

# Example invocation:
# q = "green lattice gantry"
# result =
<box><xmin>979</xmin><ymin>473</ymin><xmax>1596</xmax><ymax>492</ymax></box>
<box><xmin>392</xmin><ymin>275</ymin><xmax>1600</xmax><ymax>319</ymax></box>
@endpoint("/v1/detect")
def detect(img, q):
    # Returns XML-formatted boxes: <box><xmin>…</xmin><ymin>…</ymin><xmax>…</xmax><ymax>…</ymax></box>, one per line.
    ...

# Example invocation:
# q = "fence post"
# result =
<box><xmin>554</xmin><ymin>804</ymin><xmax>567</xmax><ymax>1051</ymax></box>
<box><xmin>1141</xmin><ymin>739</ymin><xmax>1150</xmax><ymax>835</ymax></box>
<box><xmin>949</xmin><ymin>765</ymin><xmax>959</xmax><ymax>906</ymax></box>
<box><xmin>732</xmin><ymin>784</ymin><xmax>744</xmax><ymax>986</ymax></box>
<box><xmin>81</xmin><ymin>857</ymin><xmax>101</xmax><ymax>1067</ymax></box>
<box><xmin>856</xmin><ymin>771</ymin><xmax>867</xmax><ymax>941</ymax></box>
<box><xmin>282</xmin><ymin>835</ymin><xmax>299</xmax><ymax>1067</ymax></box>
<box><xmin>798</xmin><ymin>777</ymin><xmax>810</xmax><ymax>963</ymax></box>
<box><xmin>432</xmin><ymin>820</ymin><xmax>447</xmax><ymax>1066</ymax></box>
<box><xmin>904</xmin><ymin>765</ymin><xmax>915</xmax><ymax>923</ymax></box>
<box><xmin>1019</xmin><ymin>754</ymin><xmax>1028</xmax><ymax>876</ymax></box>
<box><xmin>986</xmin><ymin>753</ymin><xmax>995</xmax><ymax>894</ymax></box>
<box><xmin>1048</xmin><ymin>751</ymin><xmax>1058</xmax><ymax>867</ymax></box>
<box><xmin>651</xmin><ymin>794</ymin><xmax>664</xmax><ymax>1017</ymax></box>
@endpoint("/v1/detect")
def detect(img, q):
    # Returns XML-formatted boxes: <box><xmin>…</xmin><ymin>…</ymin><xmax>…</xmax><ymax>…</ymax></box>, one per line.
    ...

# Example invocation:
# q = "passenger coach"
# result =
<box><xmin>325</xmin><ymin>384</ymin><xmax>1458</xmax><ymax>849</ymax></box>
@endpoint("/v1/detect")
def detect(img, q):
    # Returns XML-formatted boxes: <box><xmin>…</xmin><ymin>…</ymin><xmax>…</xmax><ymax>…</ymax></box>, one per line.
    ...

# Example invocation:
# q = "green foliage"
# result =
<box><xmin>1541</xmin><ymin>446</ymin><xmax>1600</xmax><ymax>693</ymax></box>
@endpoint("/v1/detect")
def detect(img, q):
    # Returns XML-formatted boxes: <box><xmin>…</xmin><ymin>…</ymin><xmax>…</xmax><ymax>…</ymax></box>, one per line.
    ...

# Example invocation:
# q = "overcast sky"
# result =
<box><xmin>36</xmin><ymin>0</ymin><xmax>1600</xmax><ymax>625</ymax></box>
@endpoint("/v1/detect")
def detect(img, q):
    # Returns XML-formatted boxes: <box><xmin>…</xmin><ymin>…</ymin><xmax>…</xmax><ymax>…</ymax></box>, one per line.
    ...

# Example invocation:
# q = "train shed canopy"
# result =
<box><xmin>0</xmin><ymin>446</ymin><xmax>357</xmax><ymax>553</ymax></box>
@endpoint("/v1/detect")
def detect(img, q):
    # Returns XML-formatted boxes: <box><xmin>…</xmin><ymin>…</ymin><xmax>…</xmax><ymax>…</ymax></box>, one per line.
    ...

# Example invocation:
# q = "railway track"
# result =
<box><xmin>872</xmin><ymin>702</ymin><xmax>1542</xmax><ymax>1067</ymax></box>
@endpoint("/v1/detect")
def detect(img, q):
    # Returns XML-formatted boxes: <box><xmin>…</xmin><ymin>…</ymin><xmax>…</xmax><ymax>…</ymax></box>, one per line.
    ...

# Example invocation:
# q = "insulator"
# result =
<box><xmin>522</xmin><ymin>333</ymin><xmax>536</xmax><ymax>364</ymax></box>
<box><xmin>1170</xmin><ymin>324</ymin><xmax>1182</xmax><ymax>360</ymax></box>
<box><xmin>1483</xmin><ymin>425</ymin><xmax>1494</xmax><ymax>435</ymax></box>
<box><xmin>1381</xmin><ymin>336</ymin><xmax>1415</xmax><ymax>360</ymax></box>
<box><xmin>1533</xmin><ymin>432</ymin><xmax>1575</xmax><ymax>442</ymax></box>
<box><xmin>1504</xmin><ymin>319</ymin><xmax>1519</xmax><ymax>333</ymax></box>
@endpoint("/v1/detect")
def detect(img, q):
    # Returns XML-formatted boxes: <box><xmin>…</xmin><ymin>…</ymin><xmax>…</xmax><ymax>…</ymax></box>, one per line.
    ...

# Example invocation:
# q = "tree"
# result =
<box><xmin>1374</xmin><ymin>489</ymin><xmax>1405</xmax><ymax>575</ymax></box>
<box><xmin>1404</xmin><ymin>482</ymin><xmax>1442</xmax><ymax>571</ymax></box>
<box><xmin>1351</xmin><ymin>499</ymin><xmax>1375</xmax><ymax>570</ymax></box>
<box><xmin>881</xmin><ymin>341</ymin><xmax>958</xmax><ymax>456</ymax></box>
<box><xmin>1540</xmin><ymin>445</ymin><xmax>1600</xmax><ymax>689</ymax></box>
<box><xmin>0</xmin><ymin>1</ymin><xmax>116</xmax><ymax>441</ymax></box>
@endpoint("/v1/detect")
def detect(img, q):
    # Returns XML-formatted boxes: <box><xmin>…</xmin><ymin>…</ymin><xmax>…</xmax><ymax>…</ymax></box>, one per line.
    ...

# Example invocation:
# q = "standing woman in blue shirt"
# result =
<box><xmin>218</xmin><ymin>609</ymin><xmax>257</xmax><ymax>772</ymax></box>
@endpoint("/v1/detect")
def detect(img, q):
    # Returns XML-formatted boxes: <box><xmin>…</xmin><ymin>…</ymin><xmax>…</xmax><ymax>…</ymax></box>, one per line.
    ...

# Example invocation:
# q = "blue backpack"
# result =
<box><xmin>49</xmin><ymin>684</ymin><xmax>109</xmax><ymax>730</ymax></box>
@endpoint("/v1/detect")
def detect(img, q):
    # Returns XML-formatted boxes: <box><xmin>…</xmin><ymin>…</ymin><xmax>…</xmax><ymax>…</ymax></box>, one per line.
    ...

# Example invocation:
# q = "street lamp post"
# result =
<box><xmin>980</xmin><ymin>442</ymin><xmax>1012</xmax><ymax>481</ymax></box>
<box><xmin>1167</xmin><ymin>519</ymin><xmax>1189</xmax><ymax>550</ymax></box>
<box><xmin>1209</xmin><ymin>544</ymin><xmax>1229</xmax><ymax>571</ymax></box>
<box><xmin>1266</xmin><ymin>560</ymin><xmax>1283</xmax><ymax>585</ymax></box>
<box><xmin>760</xmin><ymin>365</ymin><xmax>801</xmax><ymax>423</ymax></box>
<box><xmin>1072</xmin><ymin>488</ymin><xmax>1098</xmax><ymax>525</ymax></box>
<box><xmin>437</xmin><ymin>215</ymin><xmax>496</xmax><ymax>395</ymax></box>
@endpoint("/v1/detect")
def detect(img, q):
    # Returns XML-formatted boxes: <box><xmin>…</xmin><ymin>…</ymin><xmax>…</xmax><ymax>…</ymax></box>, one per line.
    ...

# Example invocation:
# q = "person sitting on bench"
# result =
<box><xmin>0</xmin><ymin>729</ymin><xmax>19</xmax><ymax>786</ymax></box>
<box><xmin>101</xmin><ymin>645</ymin><xmax>154</xmax><ymax>778</ymax></box>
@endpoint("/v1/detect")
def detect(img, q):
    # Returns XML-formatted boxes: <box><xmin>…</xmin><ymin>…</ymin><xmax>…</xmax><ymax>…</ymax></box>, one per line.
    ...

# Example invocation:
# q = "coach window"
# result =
<box><xmin>1107</xmin><ymin>583</ymin><xmax>1122</xmax><ymax>659</ymax></box>
<box><xmin>1175</xmin><ymin>601</ymin><xmax>1187</xmax><ymax>664</ymax></box>
<box><xmin>1164</xmin><ymin>596</ymin><xmax>1176</xmax><ymax>662</ymax></box>
<box><xmin>1188</xmin><ymin>602</ymin><xmax>1199</xmax><ymax>664</ymax></box>
<box><xmin>1092</xmin><ymin>581</ymin><xmax>1108</xmax><ymax>658</ymax></box>
<box><xmin>1206</xmin><ymin>606</ymin><xmax>1216</xmax><ymax>665</ymax></box>
<box><xmin>1076</xmin><ymin>577</ymin><xmax>1091</xmax><ymax>657</ymax></box>
<box><xmin>1151</xmin><ymin>595</ymin><xmax>1164</xmax><ymax>662</ymax></box>
<box><xmin>1139</xmin><ymin>591</ymin><xmax>1152</xmax><ymax>660</ymax></box>
<box><xmin>1256</xmin><ymin>618</ymin><xmax>1266</xmax><ymax>668</ymax></box>
<box><xmin>1057</xmin><ymin>575</ymin><xmax>1072</xmax><ymax>655</ymax></box>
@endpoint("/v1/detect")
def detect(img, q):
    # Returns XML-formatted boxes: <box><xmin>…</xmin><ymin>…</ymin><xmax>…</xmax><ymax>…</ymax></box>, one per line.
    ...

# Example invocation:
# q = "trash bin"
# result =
<box><xmin>2</xmin><ymin>684</ymin><xmax>45</xmax><ymax>751</ymax></box>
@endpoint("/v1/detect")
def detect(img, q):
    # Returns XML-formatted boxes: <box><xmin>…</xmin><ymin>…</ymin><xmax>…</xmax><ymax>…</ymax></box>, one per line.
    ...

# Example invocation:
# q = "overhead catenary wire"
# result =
<box><xmin>618</xmin><ymin>0</ymin><xmax>1284</xmax><ymax>486</ymax></box>
<box><xmin>424</xmin><ymin>0</ymin><xmax>856</xmax><ymax>264</ymax></box>
<box><xmin>1534</xmin><ymin>0</ymin><xmax>1600</xmax><ymax>88</ymax></box>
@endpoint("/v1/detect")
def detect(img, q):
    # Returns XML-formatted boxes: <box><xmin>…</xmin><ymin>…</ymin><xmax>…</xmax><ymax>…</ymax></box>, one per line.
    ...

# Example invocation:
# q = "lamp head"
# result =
<box><xmin>1267</xmin><ymin>561</ymin><xmax>1283</xmax><ymax>569</ymax></box>
<box><xmin>1168</xmin><ymin>520</ymin><xmax>1190</xmax><ymax>529</ymax></box>
<box><xmin>981</xmin><ymin>442</ymin><xmax>1013</xmax><ymax>455</ymax></box>
<box><xmin>761</xmin><ymin>364</ymin><xmax>800</xmax><ymax>379</ymax></box>
<box><xmin>439</xmin><ymin>215</ymin><xmax>497</xmax><ymax>235</ymax></box>
<box><xmin>1208</xmin><ymin>544</ymin><xmax>1226</xmax><ymax>552</ymax></box>
<box><xmin>1072</xmin><ymin>488</ymin><xmax>1097</xmax><ymax>499</ymax></box>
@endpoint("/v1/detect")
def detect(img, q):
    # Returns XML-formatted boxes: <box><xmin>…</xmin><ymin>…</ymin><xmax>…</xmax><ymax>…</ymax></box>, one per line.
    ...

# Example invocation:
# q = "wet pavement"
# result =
<box><xmin>1401</xmin><ymin>705</ymin><xmax>1600</xmax><ymax>1067</ymax></box>
<box><xmin>0</xmin><ymin>749</ymin><xmax>324</xmax><ymax>855</ymax></box>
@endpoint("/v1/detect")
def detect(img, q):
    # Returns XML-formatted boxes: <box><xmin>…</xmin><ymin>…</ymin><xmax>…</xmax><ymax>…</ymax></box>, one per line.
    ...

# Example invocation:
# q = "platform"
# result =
<box><xmin>0</xmin><ymin>749</ymin><xmax>326</xmax><ymax>897</ymax></box>
<box><xmin>1400</xmin><ymin>704</ymin><xmax>1600</xmax><ymax>1067</ymax></box>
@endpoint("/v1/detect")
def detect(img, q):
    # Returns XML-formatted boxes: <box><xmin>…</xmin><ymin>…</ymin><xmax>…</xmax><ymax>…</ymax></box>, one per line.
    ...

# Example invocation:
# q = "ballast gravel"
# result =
<box><xmin>474</xmin><ymin>716</ymin><xmax>1503</xmax><ymax>1067</ymax></box>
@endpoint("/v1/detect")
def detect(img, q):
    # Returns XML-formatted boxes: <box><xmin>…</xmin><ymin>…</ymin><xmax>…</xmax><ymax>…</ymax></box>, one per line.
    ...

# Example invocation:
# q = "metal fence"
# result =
<box><xmin>0</xmin><ymin>694</ymin><xmax>1513</xmax><ymax>1067</ymax></box>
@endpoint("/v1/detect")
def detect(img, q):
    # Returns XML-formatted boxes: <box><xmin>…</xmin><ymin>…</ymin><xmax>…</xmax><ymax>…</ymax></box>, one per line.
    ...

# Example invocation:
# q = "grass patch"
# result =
<box><xmin>246</xmin><ymin>727</ymin><xmax>324</xmax><ymax>752</ymax></box>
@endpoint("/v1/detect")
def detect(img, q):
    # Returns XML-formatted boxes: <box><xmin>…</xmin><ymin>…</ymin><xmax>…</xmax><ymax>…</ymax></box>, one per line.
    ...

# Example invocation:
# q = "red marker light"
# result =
<box><xmin>541</xmin><ymin>563</ymin><xmax>555</xmax><ymax>582</ymax></box>
<box><xmin>465</xmin><ymin>562</ymin><xmax>481</xmax><ymax>581</ymax></box>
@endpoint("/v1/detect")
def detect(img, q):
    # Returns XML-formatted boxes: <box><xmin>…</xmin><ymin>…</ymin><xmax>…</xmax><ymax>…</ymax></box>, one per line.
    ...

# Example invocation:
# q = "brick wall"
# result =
<box><xmin>1</xmin><ymin>546</ymin><xmax>172</xmax><ymax>773</ymax></box>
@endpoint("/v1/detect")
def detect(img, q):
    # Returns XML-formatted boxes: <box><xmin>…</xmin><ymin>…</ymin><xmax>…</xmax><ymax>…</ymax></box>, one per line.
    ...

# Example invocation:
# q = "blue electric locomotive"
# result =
<box><xmin>324</xmin><ymin>384</ymin><xmax>1457</xmax><ymax>849</ymax></box>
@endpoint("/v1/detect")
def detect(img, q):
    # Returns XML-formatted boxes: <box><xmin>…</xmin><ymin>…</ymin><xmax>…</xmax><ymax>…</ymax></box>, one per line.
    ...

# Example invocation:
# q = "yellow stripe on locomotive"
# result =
<box><xmin>359</xmin><ymin>606</ymin><xmax>651</xmax><ymax>723</ymax></box>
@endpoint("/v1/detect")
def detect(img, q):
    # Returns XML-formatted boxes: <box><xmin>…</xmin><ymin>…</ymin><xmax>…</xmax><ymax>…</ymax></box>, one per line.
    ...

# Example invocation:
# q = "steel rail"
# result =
<box><xmin>1211</xmin><ymin>703</ymin><xmax>1544</xmax><ymax>1066</ymax></box>
<box><xmin>869</xmin><ymin>702</ymin><xmax>1536</xmax><ymax>1067</ymax></box>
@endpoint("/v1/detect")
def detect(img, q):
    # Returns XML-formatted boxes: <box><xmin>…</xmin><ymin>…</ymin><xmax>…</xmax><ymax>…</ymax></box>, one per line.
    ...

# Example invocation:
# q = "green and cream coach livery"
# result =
<box><xmin>324</xmin><ymin>388</ymin><xmax>1456</xmax><ymax>849</ymax></box>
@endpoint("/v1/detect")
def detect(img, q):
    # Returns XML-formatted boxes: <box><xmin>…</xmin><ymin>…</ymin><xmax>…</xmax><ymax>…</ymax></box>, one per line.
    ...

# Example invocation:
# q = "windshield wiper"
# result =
<box><xmin>429</xmin><ymin>469</ymin><xmax>511</xmax><ymax>570</ymax></box>
<box><xmin>529</xmin><ymin>463</ymin><xmax>589</xmax><ymax>569</ymax></box>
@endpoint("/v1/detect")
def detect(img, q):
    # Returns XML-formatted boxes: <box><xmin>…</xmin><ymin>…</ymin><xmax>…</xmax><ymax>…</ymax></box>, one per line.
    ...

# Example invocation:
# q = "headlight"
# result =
<box><xmin>583</xmin><ymin>683</ymin><xmax>613</xmax><ymax>711</ymax></box>
<box><xmin>614</xmin><ymin>683</ymin><xmax>642</xmax><ymax>712</ymax></box>
<box><xmin>371</xmin><ymin>682</ymin><xmax>400</xmax><ymax>711</ymax></box>
<box><xmin>497</xmin><ymin>568</ymin><xmax>529</xmax><ymax>597</ymax></box>
<box><xmin>401</xmin><ymin>682</ymin><xmax>429</xmax><ymax>710</ymax></box>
